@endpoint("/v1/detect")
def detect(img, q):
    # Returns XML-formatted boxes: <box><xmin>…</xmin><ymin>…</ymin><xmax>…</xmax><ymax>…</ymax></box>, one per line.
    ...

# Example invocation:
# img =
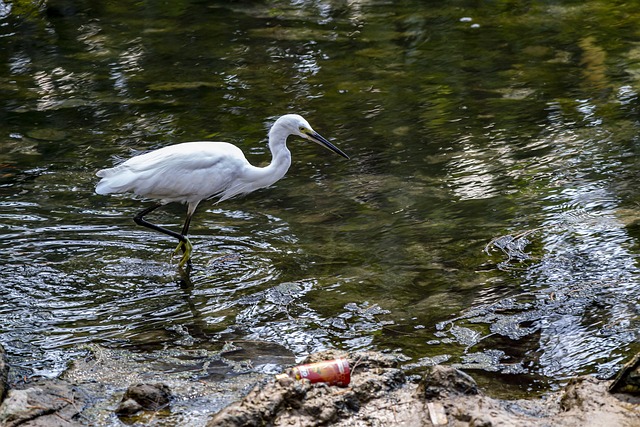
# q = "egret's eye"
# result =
<box><xmin>299</xmin><ymin>126</ymin><xmax>307</xmax><ymax>133</ymax></box>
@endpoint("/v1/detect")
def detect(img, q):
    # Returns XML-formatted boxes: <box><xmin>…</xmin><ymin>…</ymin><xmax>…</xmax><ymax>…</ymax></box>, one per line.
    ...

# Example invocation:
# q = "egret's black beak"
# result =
<box><xmin>309</xmin><ymin>131</ymin><xmax>350</xmax><ymax>159</ymax></box>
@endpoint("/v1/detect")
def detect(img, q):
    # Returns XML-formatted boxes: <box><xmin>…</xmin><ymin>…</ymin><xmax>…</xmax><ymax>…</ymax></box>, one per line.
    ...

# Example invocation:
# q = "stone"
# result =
<box><xmin>416</xmin><ymin>365</ymin><xmax>479</xmax><ymax>399</ymax></box>
<box><xmin>0</xmin><ymin>343</ymin><xmax>8</xmax><ymax>403</ymax></box>
<box><xmin>0</xmin><ymin>381</ymin><xmax>84</xmax><ymax>427</ymax></box>
<box><xmin>609</xmin><ymin>353</ymin><xmax>640</xmax><ymax>395</ymax></box>
<box><xmin>116</xmin><ymin>383</ymin><xmax>172</xmax><ymax>415</ymax></box>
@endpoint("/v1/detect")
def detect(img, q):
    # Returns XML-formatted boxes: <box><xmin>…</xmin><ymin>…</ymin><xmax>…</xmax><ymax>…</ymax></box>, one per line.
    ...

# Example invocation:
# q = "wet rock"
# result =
<box><xmin>116</xmin><ymin>383</ymin><xmax>172</xmax><ymax>415</ymax></box>
<box><xmin>609</xmin><ymin>353</ymin><xmax>640</xmax><ymax>395</ymax></box>
<box><xmin>116</xmin><ymin>397</ymin><xmax>145</xmax><ymax>416</ymax></box>
<box><xmin>416</xmin><ymin>365</ymin><xmax>479</xmax><ymax>399</ymax></box>
<box><xmin>0</xmin><ymin>343</ymin><xmax>8</xmax><ymax>403</ymax></box>
<box><xmin>0</xmin><ymin>380</ymin><xmax>85</xmax><ymax>427</ymax></box>
<box><xmin>207</xmin><ymin>374</ymin><xmax>311</xmax><ymax>427</ymax></box>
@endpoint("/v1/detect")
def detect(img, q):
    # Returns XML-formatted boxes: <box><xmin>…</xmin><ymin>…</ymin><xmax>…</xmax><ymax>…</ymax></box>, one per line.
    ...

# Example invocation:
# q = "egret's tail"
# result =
<box><xmin>95</xmin><ymin>167</ymin><xmax>135</xmax><ymax>195</ymax></box>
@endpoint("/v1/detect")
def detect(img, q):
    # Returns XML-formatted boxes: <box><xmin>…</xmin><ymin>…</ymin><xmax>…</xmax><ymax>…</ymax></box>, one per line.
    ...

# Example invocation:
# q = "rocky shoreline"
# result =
<box><xmin>0</xmin><ymin>343</ymin><xmax>638</xmax><ymax>426</ymax></box>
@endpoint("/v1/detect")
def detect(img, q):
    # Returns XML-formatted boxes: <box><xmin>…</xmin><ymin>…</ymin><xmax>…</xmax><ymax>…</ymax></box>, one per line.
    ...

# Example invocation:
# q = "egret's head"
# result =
<box><xmin>274</xmin><ymin>114</ymin><xmax>350</xmax><ymax>159</ymax></box>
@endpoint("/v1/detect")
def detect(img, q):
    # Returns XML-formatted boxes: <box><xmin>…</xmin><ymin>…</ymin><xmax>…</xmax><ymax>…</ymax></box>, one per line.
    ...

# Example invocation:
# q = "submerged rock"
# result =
<box><xmin>116</xmin><ymin>383</ymin><xmax>172</xmax><ymax>415</ymax></box>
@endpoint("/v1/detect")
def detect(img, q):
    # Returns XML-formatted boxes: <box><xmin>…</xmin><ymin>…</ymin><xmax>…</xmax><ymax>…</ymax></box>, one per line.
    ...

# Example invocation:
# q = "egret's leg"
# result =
<box><xmin>134</xmin><ymin>203</ymin><xmax>192</xmax><ymax>267</ymax></box>
<box><xmin>181</xmin><ymin>211</ymin><xmax>194</xmax><ymax>236</ymax></box>
<box><xmin>171</xmin><ymin>211</ymin><xmax>195</xmax><ymax>267</ymax></box>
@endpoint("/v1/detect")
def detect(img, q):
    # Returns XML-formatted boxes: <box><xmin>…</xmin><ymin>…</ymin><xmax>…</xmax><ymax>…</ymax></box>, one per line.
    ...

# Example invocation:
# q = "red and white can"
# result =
<box><xmin>289</xmin><ymin>358</ymin><xmax>351</xmax><ymax>387</ymax></box>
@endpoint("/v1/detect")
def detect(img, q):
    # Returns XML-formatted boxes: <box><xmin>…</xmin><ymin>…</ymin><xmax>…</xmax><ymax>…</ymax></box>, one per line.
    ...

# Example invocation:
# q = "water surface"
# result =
<box><xmin>1</xmin><ymin>0</ymin><xmax>639</xmax><ymax>397</ymax></box>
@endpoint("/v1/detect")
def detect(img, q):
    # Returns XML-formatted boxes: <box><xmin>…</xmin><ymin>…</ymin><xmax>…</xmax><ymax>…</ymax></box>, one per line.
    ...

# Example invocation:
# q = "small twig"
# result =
<box><xmin>350</xmin><ymin>354</ymin><xmax>365</xmax><ymax>376</ymax></box>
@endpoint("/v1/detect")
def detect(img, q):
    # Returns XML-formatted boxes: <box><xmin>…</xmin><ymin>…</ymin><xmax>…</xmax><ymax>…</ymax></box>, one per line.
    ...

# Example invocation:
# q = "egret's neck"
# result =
<box><xmin>262</xmin><ymin>125</ymin><xmax>292</xmax><ymax>184</ymax></box>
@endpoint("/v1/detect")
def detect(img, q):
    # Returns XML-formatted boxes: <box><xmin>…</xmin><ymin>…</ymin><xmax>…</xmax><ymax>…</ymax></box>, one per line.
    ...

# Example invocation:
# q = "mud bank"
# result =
<box><xmin>209</xmin><ymin>350</ymin><xmax>640</xmax><ymax>427</ymax></box>
<box><xmin>0</xmin><ymin>344</ymin><xmax>638</xmax><ymax>426</ymax></box>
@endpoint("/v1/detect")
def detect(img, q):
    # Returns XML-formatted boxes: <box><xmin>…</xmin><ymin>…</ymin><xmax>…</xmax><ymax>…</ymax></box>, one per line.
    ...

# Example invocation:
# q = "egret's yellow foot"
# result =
<box><xmin>172</xmin><ymin>238</ymin><xmax>193</xmax><ymax>267</ymax></box>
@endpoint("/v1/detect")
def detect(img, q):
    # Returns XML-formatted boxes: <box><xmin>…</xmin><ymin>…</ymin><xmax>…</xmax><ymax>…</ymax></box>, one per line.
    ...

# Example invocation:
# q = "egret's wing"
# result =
<box><xmin>95</xmin><ymin>141</ymin><xmax>247</xmax><ymax>204</ymax></box>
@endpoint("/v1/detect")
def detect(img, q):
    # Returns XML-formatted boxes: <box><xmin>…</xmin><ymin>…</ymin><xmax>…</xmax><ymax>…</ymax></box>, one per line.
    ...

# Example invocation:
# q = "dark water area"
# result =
<box><xmin>1</xmin><ymin>0</ymin><xmax>639</xmax><ymax>399</ymax></box>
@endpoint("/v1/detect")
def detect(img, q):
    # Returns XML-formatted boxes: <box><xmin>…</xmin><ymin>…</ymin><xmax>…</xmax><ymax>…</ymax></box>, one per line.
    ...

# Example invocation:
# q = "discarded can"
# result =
<box><xmin>289</xmin><ymin>358</ymin><xmax>351</xmax><ymax>387</ymax></box>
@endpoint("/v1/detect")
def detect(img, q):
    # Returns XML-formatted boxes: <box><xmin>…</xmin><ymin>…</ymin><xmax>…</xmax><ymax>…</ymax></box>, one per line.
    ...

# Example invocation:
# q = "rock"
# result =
<box><xmin>207</xmin><ymin>375</ymin><xmax>311</xmax><ymax>427</ymax></box>
<box><xmin>26</xmin><ymin>128</ymin><xmax>67</xmax><ymax>141</ymax></box>
<box><xmin>0</xmin><ymin>380</ymin><xmax>84</xmax><ymax>427</ymax></box>
<box><xmin>0</xmin><ymin>346</ymin><xmax>638</xmax><ymax>426</ymax></box>
<box><xmin>208</xmin><ymin>351</ymin><xmax>422</xmax><ymax>427</ymax></box>
<box><xmin>116</xmin><ymin>383</ymin><xmax>172</xmax><ymax>415</ymax></box>
<box><xmin>209</xmin><ymin>352</ymin><xmax>640</xmax><ymax>427</ymax></box>
<box><xmin>609</xmin><ymin>353</ymin><xmax>640</xmax><ymax>395</ymax></box>
<box><xmin>116</xmin><ymin>397</ymin><xmax>144</xmax><ymax>415</ymax></box>
<box><xmin>0</xmin><ymin>343</ymin><xmax>8</xmax><ymax>403</ymax></box>
<box><xmin>557</xmin><ymin>375</ymin><xmax>640</xmax><ymax>427</ymax></box>
<box><xmin>416</xmin><ymin>365</ymin><xmax>479</xmax><ymax>399</ymax></box>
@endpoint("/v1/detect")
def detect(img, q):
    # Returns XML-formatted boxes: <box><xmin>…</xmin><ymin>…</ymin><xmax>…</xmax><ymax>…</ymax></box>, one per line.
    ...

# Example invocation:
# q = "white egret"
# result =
<box><xmin>95</xmin><ymin>114</ymin><xmax>349</xmax><ymax>267</ymax></box>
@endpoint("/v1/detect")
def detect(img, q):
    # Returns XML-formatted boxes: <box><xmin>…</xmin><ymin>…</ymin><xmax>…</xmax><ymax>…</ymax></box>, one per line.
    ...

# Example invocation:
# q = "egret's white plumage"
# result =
<box><xmin>96</xmin><ymin>114</ymin><xmax>349</xmax><ymax>267</ymax></box>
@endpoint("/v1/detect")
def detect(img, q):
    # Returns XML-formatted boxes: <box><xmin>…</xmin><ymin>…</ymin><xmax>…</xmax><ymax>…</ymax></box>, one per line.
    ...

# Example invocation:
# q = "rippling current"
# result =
<box><xmin>1</xmin><ymin>0</ymin><xmax>639</xmax><ymax>397</ymax></box>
